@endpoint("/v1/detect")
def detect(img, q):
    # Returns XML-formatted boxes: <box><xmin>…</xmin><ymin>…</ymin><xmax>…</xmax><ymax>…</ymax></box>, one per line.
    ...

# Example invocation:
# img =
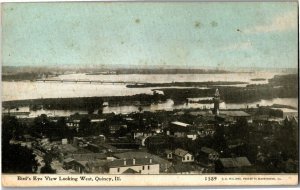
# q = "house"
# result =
<box><xmin>63</xmin><ymin>158</ymin><xmax>75</xmax><ymax>169</ymax></box>
<box><xmin>164</xmin><ymin>149</ymin><xmax>173</xmax><ymax>160</ymax></box>
<box><xmin>215</xmin><ymin>157</ymin><xmax>255</xmax><ymax>173</ymax></box>
<box><xmin>63</xmin><ymin>153</ymin><xmax>116</xmax><ymax>173</ymax></box>
<box><xmin>62</xmin><ymin>158</ymin><xmax>86</xmax><ymax>173</ymax></box>
<box><xmin>104</xmin><ymin>158</ymin><xmax>159</xmax><ymax>174</ymax></box>
<box><xmin>85</xmin><ymin>160</ymin><xmax>110</xmax><ymax>173</ymax></box>
<box><xmin>63</xmin><ymin>151</ymin><xmax>114</xmax><ymax>172</ymax></box>
<box><xmin>113</xmin><ymin>151</ymin><xmax>172</xmax><ymax>173</ymax></box>
<box><xmin>200</xmin><ymin>147</ymin><xmax>219</xmax><ymax>161</ymax></box>
<box><xmin>197</xmin><ymin>147</ymin><xmax>219</xmax><ymax>171</ymax></box>
<box><xmin>173</xmin><ymin>148</ymin><xmax>194</xmax><ymax>163</ymax></box>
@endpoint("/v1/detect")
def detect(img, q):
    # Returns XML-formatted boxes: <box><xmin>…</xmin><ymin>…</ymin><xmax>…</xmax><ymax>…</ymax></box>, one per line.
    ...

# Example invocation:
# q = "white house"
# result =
<box><xmin>174</xmin><ymin>148</ymin><xmax>194</xmax><ymax>163</ymax></box>
<box><xmin>105</xmin><ymin>158</ymin><xmax>159</xmax><ymax>174</ymax></box>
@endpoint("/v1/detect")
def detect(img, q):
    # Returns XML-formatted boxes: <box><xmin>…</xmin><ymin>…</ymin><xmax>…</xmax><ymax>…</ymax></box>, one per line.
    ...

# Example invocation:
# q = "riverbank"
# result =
<box><xmin>2</xmin><ymin>94</ymin><xmax>167</xmax><ymax>112</ymax></box>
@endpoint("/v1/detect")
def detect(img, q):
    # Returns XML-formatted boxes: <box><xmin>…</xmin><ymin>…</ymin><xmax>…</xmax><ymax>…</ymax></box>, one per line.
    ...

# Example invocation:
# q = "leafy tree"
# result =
<box><xmin>213</xmin><ymin>124</ymin><xmax>227</xmax><ymax>152</ymax></box>
<box><xmin>114</xmin><ymin>126</ymin><xmax>129</xmax><ymax>137</ymax></box>
<box><xmin>96</xmin><ymin>120</ymin><xmax>110</xmax><ymax>137</ymax></box>
<box><xmin>2</xmin><ymin>144</ymin><xmax>38</xmax><ymax>173</ymax></box>
<box><xmin>78</xmin><ymin>117</ymin><xmax>92</xmax><ymax>136</ymax></box>
<box><xmin>55</xmin><ymin>117</ymin><xmax>68</xmax><ymax>138</ymax></box>
<box><xmin>40</xmin><ymin>154</ymin><xmax>56</xmax><ymax>174</ymax></box>
<box><xmin>98</xmin><ymin>107</ymin><xmax>103</xmax><ymax>115</ymax></box>
<box><xmin>32</xmin><ymin>114</ymin><xmax>52</xmax><ymax>137</ymax></box>
<box><xmin>2</xmin><ymin>116</ymin><xmax>23</xmax><ymax>141</ymax></box>
<box><xmin>56</xmin><ymin>117</ymin><xmax>76</xmax><ymax>140</ymax></box>
<box><xmin>231</xmin><ymin>118</ymin><xmax>249</xmax><ymax>141</ymax></box>
<box><xmin>276</xmin><ymin>119</ymin><xmax>298</xmax><ymax>159</ymax></box>
<box><xmin>2</xmin><ymin>116</ymin><xmax>38</xmax><ymax>173</ymax></box>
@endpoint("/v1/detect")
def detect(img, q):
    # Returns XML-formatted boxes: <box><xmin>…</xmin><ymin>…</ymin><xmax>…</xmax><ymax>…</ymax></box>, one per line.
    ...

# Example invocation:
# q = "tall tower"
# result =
<box><xmin>213</xmin><ymin>88</ymin><xmax>220</xmax><ymax>115</ymax></box>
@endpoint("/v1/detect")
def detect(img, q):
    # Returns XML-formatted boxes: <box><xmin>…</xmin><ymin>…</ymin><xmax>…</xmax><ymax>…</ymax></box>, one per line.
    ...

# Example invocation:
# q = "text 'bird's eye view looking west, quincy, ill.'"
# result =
<box><xmin>1</xmin><ymin>1</ymin><xmax>299</xmax><ymax>187</ymax></box>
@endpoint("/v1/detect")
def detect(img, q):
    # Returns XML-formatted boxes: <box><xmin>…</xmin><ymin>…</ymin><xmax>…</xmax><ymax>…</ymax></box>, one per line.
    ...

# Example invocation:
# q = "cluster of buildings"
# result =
<box><xmin>6</xmin><ymin>89</ymin><xmax>298</xmax><ymax>174</ymax></box>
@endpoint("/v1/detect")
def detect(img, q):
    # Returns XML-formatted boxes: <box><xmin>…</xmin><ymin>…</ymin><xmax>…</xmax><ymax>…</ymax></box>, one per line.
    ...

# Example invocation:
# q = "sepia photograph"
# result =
<box><xmin>1</xmin><ymin>1</ymin><xmax>298</xmax><ymax>186</ymax></box>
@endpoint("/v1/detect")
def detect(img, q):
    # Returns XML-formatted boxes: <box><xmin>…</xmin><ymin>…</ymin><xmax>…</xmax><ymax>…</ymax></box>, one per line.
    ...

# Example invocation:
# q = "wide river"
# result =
<box><xmin>2</xmin><ymin>72</ymin><xmax>298</xmax><ymax>116</ymax></box>
<box><xmin>3</xmin><ymin>72</ymin><xmax>280</xmax><ymax>101</ymax></box>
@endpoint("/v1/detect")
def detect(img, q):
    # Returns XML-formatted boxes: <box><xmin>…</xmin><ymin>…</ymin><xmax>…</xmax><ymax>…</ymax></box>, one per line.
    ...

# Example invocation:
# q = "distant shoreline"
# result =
<box><xmin>2</xmin><ymin>94</ymin><xmax>167</xmax><ymax>111</ymax></box>
<box><xmin>250</xmin><ymin>78</ymin><xmax>266</xmax><ymax>81</ymax></box>
<box><xmin>2</xmin><ymin>70</ymin><xmax>236</xmax><ymax>81</ymax></box>
<box><xmin>126</xmin><ymin>81</ymin><xmax>248</xmax><ymax>88</ymax></box>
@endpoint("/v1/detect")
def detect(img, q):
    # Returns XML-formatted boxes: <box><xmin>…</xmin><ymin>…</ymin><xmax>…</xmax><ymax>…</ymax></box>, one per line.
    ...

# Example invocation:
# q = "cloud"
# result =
<box><xmin>244</xmin><ymin>10</ymin><xmax>297</xmax><ymax>34</ymax></box>
<box><xmin>221</xmin><ymin>41</ymin><xmax>252</xmax><ymax>51</ymax></box>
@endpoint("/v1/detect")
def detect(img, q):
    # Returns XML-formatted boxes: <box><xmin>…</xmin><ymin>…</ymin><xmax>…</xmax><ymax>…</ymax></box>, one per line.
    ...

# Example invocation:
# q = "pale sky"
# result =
<box><xmin>2</xmin><ymin>2</ymin><xmax>298</xmax><ymax>68</ymax></box>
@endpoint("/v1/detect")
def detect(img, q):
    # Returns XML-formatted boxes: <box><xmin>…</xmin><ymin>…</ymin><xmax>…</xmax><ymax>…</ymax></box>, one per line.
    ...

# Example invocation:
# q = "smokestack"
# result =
<box><xmin>133</xmin><ymin>158</ymin><xmax>135</xmax><ymax>165</ymax></box>
<box><xmin>123</xmin><ymin>158</ymin><xmax>126</xmax><ymax>166</ymax></box>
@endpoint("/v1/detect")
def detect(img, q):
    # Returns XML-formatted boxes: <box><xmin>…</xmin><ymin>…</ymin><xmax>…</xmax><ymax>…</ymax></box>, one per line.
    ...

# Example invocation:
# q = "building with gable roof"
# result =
<box><xmin>215</xmin><ymin>157</ymin><xmax>255</xmax><ymax>173</ymax></box>
<box><xmin>104</xmin><ymin>158</ymin><xmax>159</xmax><ymax>174</ymax></box>
<box><xmin>173</xmin><ymin>148</ymin><xmax>194</xmax><ymax>163</ymax></box>
<box><xmin>113</xmin><ymin>151</ymin><xmax>172</xmax><ymax>173</ymax></box>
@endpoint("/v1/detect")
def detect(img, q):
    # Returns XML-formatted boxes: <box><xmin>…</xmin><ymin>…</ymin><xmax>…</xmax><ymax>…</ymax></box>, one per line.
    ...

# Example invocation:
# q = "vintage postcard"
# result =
<box><xmin>1</xmin><ymin>1</ymin><xmax>298</xmax><ymax>187</ymax></box>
